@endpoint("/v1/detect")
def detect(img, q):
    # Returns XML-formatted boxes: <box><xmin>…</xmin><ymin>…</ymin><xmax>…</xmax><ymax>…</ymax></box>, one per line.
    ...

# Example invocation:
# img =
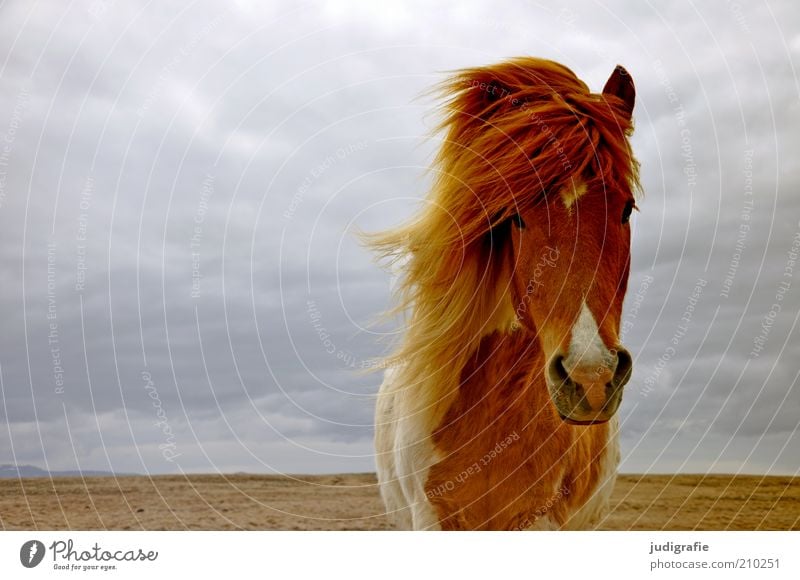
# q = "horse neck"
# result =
<box><xmin>465</xmin><ymin>329</ymin><xmax>542</xmax><ymax>388</ymax></box>
<box><xmin>433</xmin><ymin>328</ymin><xmax>552</xmax><ymax>438</ymax></box>
<box><xmin>428</xmin><ymin>326</ymin><xmax>615</xmax><ymax>531</ymax></box>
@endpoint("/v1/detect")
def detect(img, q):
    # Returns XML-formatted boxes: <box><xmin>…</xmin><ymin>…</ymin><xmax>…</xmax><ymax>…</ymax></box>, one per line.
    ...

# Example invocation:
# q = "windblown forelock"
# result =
<box><xmin>433</xmin><ymin>57</ymin><xmax>640</xmax><ymax>244</ymax></box>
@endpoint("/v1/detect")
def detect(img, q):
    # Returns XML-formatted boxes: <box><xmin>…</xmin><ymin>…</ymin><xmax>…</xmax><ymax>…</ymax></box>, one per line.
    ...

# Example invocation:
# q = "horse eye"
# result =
<box><xmin>621</xmin><ymin>200</ymin><xmax>635</xmax><ymax>224</ymax></box>
<box><xmin>512</xmin><ymin>213</ymin><xmax>525</xmax><ymax>229</ymax></box>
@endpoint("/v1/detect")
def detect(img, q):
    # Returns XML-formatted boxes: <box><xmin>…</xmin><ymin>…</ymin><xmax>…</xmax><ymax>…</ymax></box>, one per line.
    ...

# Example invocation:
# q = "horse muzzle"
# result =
<box><xmin>546</xmin><ymin>347</ymin><xmax>633</xmax><ymax>425</ymax></box>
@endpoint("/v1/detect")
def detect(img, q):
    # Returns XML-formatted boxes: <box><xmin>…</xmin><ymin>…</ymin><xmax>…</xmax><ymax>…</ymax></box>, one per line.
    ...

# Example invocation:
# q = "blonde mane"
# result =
<box><xmin>368</xmin><ymin>57</ymin><xmax>640</xmax><ymax>432</ymax></box>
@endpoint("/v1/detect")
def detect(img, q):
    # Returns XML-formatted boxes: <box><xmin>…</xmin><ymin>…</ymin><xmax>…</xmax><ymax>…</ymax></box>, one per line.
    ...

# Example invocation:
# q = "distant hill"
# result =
<box><xmin>0</xmin><ymin>464</ymin><xmax>137</xmax><ymax>478</ymax></box>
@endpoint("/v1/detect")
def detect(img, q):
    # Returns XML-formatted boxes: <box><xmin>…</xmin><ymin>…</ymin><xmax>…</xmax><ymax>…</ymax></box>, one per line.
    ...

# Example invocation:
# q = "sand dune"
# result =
<box><xmin>1</xmin><ymin>473</ymin><xmax>798</xmax><ymax>530</ymax></box>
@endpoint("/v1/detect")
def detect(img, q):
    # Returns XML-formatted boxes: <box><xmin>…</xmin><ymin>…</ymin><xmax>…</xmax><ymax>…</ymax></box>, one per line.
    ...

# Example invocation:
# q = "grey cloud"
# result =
<box><xmin>1</xmin><ymin>0</ymin><xmax>798</xmax><ymax>475</ymax></box>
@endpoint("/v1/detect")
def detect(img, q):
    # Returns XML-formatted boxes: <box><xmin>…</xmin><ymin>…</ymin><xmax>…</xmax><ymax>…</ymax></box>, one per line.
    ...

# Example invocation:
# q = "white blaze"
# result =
<box><xmin>563</xmin><ymin>302</ymin><xmax>613</xmax><ymax>376</ymax></box>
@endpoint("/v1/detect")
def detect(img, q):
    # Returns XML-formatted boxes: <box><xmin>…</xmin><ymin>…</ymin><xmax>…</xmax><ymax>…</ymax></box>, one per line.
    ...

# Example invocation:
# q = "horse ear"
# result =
<box><xmin>484</xmin><ymin>81</ymin><xmax>510</xmax><ymax>104</ymax></box>
<box><xmin>466</xmin><ymin>77</ymin><xmax>513</xmax><ymax>120</ymax></box>
<box><xmin>602</xmin><ymin>65</ymin><xmax>635</xmax><ymax>120</ymax></box>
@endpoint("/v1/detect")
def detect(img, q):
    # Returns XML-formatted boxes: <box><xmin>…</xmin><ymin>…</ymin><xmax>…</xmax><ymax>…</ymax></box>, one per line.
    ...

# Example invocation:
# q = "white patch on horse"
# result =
<box><xmin>375</xmin><ymin>367</ymin><xmax>442</xmax><ymax>530</ymax></box>
<box><xmin>560</xmin><ymin>181</ymin><xmax>587</xmax><ymax>209</ymax></box>
<box><xmin>562</xmin><ymin>417</ymin><xmax>620</xmax><ymax>529</ymax></box>
<box><xmin>563</xmin><ymin>301</ymin><xmax>613</xmax><ymax>376</ymax></box>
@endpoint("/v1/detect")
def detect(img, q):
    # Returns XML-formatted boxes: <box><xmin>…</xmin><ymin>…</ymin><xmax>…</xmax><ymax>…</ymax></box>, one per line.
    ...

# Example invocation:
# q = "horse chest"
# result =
<box><xmin>424</xmin><ymin>335</ymin><xmax>615</xmax><ymax>530</ymax></box>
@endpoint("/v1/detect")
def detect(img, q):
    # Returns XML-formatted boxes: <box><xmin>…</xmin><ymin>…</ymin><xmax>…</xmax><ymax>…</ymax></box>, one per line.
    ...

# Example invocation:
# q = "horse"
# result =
<box><xmin>367</xmin><ymin>58</ymin><xmax>640</xmax><ymax>530</ymax></box>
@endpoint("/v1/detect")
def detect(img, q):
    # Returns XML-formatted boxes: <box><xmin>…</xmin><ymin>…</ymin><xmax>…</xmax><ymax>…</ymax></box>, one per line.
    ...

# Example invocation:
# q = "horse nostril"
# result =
<box><xmin>613</xmin><ymin>347</ymin><xmax>633</xmax><ymax>387</ymax></box>
<box><xmin>549</xmin><ymin>354</ymin><xmax>570</xmax><ymax>385</ymax></box>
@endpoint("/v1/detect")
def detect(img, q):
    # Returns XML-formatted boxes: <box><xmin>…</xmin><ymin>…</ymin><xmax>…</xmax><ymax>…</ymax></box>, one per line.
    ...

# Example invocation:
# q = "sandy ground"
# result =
<box><xmin>1</xmin><ymin>473</ymin><xmax>798</xmax><ymax>530</ymax></box>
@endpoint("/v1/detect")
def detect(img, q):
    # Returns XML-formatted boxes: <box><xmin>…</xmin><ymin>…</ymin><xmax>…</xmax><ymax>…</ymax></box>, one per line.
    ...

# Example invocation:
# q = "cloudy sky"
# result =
<box><xmin>0</xmin><ymin>0</ymin><xmax>798</xmax><ymax>477</ymax></box>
